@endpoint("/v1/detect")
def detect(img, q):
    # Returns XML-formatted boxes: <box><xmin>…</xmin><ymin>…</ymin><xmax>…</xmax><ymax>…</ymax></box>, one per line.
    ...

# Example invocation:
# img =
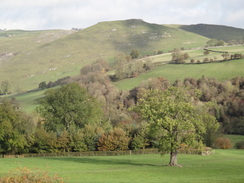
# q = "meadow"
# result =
<box><xmin>114</xmin><ymin>45</ymin><xmax>244</xmax><ymax>90</ymax></box>
<box><xmin>0</xmin><ymin>149</ymin><xmax>244</xmax><ymax>183</ymax></box>
<box><xmin>114</xmin><ymin>58</ymin><xmax>244</xmax><ymax>90</ymax></box>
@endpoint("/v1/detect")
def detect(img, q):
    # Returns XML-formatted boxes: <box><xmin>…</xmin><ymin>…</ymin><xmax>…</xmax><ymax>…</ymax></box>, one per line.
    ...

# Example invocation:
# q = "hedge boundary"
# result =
<box><xmin>1</xmin><ymin>147</ymin><xmax>213</xmax><ymax>158</ymax></box>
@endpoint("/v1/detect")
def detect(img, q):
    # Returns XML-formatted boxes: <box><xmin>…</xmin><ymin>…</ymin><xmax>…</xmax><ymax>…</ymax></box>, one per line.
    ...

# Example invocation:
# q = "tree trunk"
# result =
<box><xmin>169</xmin><ymin>151</ymin><xmax>178</xmax><ymax>166</ymax></box>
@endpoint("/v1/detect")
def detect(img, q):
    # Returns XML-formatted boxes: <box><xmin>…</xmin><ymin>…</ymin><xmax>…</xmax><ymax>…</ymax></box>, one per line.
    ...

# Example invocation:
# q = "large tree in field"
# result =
<box><xmin>37</xmin><ymin>83</ymin><xmax>102</xmax><ymax>132</ymax></box>
<box><xmin>134</xmin><ymin>87</ymin><xmax>219</xmax><ymax>166</ymax></box>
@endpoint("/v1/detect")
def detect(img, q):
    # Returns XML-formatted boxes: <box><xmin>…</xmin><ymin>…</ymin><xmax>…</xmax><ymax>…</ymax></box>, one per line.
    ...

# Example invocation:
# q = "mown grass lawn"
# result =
<box><xmin>0</xmin><ymin>150</ymin><xmax>243</xmax><ymax>183</ymax></box>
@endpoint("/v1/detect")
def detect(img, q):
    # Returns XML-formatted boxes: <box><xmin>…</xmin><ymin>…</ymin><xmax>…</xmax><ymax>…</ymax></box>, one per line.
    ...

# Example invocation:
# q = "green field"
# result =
<box><xmin>225</xmin><ymin>135</ymin><xmax>244</xmax><ymax>148</ymax></box>
<box><xmin>0</xmin><ymin>150</ymin><xmax>243</xmax><ymax>183</ymax></box>
<box><xmin>114</xmin><ymin>57</ymin><xmax>244</xmax><ymax>90</ymax></box>
<box><xmin>11</xmin><ymin>89</ymin><xmax>46</xmax><ymax>113</ymax></box>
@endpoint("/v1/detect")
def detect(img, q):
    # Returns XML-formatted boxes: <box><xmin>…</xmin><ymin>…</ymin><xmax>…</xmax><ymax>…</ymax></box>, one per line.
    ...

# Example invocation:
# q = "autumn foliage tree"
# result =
<box><xmin>98</xmin><ymin>128</ymin><xmax>130</xmax><ymax>151</ymax></box>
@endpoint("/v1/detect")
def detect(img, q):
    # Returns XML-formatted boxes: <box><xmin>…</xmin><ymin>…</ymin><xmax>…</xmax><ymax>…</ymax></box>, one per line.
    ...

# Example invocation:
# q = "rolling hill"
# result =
<box><xmin>180</xmin><ymin>24</ymin><xmax>244</xmax><ymax>42</ymax></box>
<box><xmin>0</xmin><ymin>19</ymin><xmax>209</xmax><ymax>92</ymax></box>
<box><xmin>1</xmin><ymin>19</ymin><xmax>244</xmax><ymax>93</ymax></box>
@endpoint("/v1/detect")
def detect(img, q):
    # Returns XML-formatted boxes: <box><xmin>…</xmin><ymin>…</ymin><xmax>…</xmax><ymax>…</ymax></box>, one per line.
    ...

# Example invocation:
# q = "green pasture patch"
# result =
<box><xmin>12</xmin><ymin>89</ymin><xmax>46</xmax><ymax>113</ymax></box>
<box><xmin>0</xmin><ymin>150</ymin><xmax>243</xmax><ymax>183</ymax></box>
<box><xmin>114</xmin><ymin>58</ymin><xmax>244</xmax><ymax>90</ymax></box>
<box><xmin>225</xmin><ymin>135</ymin><xmax>244</xmax><ymax>148</ymax></box>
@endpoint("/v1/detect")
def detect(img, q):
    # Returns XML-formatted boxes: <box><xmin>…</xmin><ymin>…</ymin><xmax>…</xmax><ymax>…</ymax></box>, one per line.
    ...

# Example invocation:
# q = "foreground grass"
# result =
<box><xmin>0</xmin><ymin>150</ymin><xmax>243</xmax><ymax>183</ymax></box>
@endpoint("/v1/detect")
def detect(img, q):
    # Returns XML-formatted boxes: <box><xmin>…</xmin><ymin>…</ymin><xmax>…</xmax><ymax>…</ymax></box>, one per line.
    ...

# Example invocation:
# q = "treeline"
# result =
<box><xmin>0</xmin><ymin>60</ymin><xmax>243</xmax><ymax>155</ymax></box>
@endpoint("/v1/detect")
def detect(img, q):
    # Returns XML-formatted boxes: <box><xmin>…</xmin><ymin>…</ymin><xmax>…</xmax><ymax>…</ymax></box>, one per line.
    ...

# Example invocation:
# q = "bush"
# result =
<box><xmin>214</xmin><ymin>137</ymin><xmax>232</xmax><ymax>149</ymax></box>
<box><xmin>235</xmin><ymin>141</ymin><xmax>244</xmax><ymax>149</ymax></box>
<box><xmin>97</xmin><ymin>128</ymin><xmax>130</xmax><ymax>151</ymax></box>
<box><xmin>0</xmin><ymin>167</ymin><xmax>64</xmax><ymax>183</ymax></box>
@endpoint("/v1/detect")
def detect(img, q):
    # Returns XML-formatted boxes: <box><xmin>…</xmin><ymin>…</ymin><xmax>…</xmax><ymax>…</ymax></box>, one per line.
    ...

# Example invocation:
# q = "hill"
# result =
<box><xmin>180</xmin><ymin>24</ymin><xmax>244</xmax><ymax>42</ymax></box>
<box><xmin>10</xmin><ymin>46</ymin><xmax>244</xmax><ymax>113</ymax></box>
<box><xmin>114</xmin><ymin>46</ymin><xmax>244</xmax><ymax>90</ymax></box>
<box><xmin>0</xmin><ymin>19</ymin><xmax>209</xmax><ymax>92</ymax></box>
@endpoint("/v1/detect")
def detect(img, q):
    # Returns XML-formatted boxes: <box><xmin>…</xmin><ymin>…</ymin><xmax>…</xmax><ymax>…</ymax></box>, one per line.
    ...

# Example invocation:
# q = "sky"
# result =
<box><xmin>1</xmin><ymin>0</ymin><xmax>244</xmax><ymax>30</ymax></box>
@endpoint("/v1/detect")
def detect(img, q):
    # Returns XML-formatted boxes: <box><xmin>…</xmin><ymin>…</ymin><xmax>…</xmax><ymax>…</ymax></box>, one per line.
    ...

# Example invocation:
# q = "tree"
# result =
<box><xmin>130</xmin><ymin>49</ymin><xmax>139</xmax><ymax>59</ymax></box>
<box><xmin>133</xmin><ymin>87</ymin><xmax>218</xmax><ymax>166</ymax></box>
<box><xmin>37</xmin><ymin>83</ymin><xmax>103</xmax><ymax>132</ymax></box>
<box><xmin>221</xmin><ymin>53</ymin><xmax>230</xmax><ymax>60</ymax></box>
<box><xmin>0</xmin><ymin>100</ymin><xmax>32</xmax><ymax>154</ymax></box>
<box><xmin>0</xmin><ymin>80</ymin><xmax>13</xmax><ymax>95</ymax></box>
<box><xmin>98</xmin><ymin>127</ymin><xmax>130</xmax><ymax>151</ymax></box>
<box><xmin>171</xmin><ymin>49</ymin><xmax>189</xmax><ymax>64</ymax></box>
<box><xmin>38</xmin><ymin>81</ymin><xmax>47</xmax><ymax>90</ymax></box>
<box><xmin>203</xmin><ymin>50</ymin><xmax>209</xmax><ymax>55</ymax></box>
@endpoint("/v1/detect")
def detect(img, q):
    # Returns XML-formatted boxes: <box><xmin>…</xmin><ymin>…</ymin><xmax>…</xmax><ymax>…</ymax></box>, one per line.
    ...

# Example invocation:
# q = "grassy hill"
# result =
<box><xmin>180</xmin><ymin>24</ymin><xmax>244</xmax><ymax>42</ymax></box>
<box><xmin>114</xmin><ymin>46</ymin><xmax>244</xmax><ymax>90</ymax></box>
<box><xmin>9</xmin><ymin>46</ymin><xmax>244</xmax><ymax>113</ymax></box>
<box><xmin>0</xmin><ymin>19</ymin><xmax>209</xmax><ymax>92</ymax></box>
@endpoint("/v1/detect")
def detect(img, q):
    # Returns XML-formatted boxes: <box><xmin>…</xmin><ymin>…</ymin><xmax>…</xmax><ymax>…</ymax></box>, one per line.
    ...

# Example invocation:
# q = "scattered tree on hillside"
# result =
<box><xmin>130</xmin><ymin>49</ymin><xmax>140</xmax><ymax>59</ymax></box>
<box><xmin>0</xmin><ymin>80</ymin><xmax>13</xmax><ymax>95</ymax></box>
<box><xmin>133</xmin><ymin>87</ymin><xmax>219</xmax><ymax>166</ymax></box>
<box><xmin>221</xmin><ymin>53</ymin><xmax>230</xmax><ymax>60</ymax></box>
<box><xmin>38</xmin><ymin>81</ymin><xmax>47</xmax><ymax>90</ymax></box>
<box><xmin>171</xmin><ymin>48</ymin><xmax>189</xmax><ymax>64</ymax></box>
<box><xmin>203</xmin><ymin>49</ymin><xmax>209</xmax><ymax>55</ymax></box>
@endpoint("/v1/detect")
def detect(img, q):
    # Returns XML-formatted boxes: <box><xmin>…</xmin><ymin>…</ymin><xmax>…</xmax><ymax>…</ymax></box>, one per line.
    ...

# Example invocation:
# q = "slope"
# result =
<box><xmin>0</xmin><ymin>19</ymin><xmax>209</xmax><ymax>92</ymax></box>
<box><xmin>114</xmin><ymin>46</ymin><xmax>244</xmax><ymax>90</ymax></box>
<box><xmin>180</xmin><ymin>24</ymin><xmax>244</xmax><ymax>42</ymax></box>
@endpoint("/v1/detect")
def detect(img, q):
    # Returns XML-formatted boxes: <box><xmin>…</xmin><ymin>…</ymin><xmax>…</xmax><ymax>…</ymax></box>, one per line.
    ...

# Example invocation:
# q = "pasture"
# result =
<box><xmin>114</xmin><ymin>57</ymin><xmax>244</xmax><ymax>90</ymax></box>
<box><xmin>0</xmin><ymin>150</ymin><xmax>244</xmax><ymax>183</ymax></box>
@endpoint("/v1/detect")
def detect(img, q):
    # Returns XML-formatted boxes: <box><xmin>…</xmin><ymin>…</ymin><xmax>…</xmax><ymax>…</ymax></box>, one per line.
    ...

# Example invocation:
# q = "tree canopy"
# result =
<box><xmin>37</xmin><ymin>83</ymin><xmax>103</xmax><ymax>132</ymax></box>
<box><xmin>0</xmin><ymin>100</ymin><xmax>33</xmax><ymax>154</ymax></box>
<box><xmin>133</xmin><ymin>87</ymin><xmax>219</xmax><ymax>166</ymax></box>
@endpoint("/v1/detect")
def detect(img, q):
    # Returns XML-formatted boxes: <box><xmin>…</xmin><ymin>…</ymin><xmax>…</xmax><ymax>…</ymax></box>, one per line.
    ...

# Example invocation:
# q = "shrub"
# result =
<box><xmin>203</xmin><ymin>58</ymin><xmax>209</xmax><ymax>63</ymax></box>
<box><xmin>214</xmin><ymin>137</ymin><xmax>232</xmax><ymax>149</ymax></box>
<box><xmin>235</xmin><ymin>141</ymin><xmax>244</xmax><ymax>149</ymax></box>
<box><xmin>98</xmin><ymin>128</ymin><xmax>130</xmax><ymax>151</ymax></box>
<box><xmin>0</xmin><ymin>167</ymin><xmax>64</xmax><ymax>183</ymax></box>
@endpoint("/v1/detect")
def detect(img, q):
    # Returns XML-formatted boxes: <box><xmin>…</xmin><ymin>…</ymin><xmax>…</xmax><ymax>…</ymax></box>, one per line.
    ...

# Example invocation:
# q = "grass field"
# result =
<box><xmin>11</xmin><ymin>89</ymin><xmax>46</xmax><ymax>113</ymax></box>
<box><xmin>0</xmin><ymin>150</ymin><xmax>243</xmax><ymax>183</ymax></box>
<box><xmin>225</xmin><ymin>135</ymin><xmax>244</xmax><ymax>148</ymax></box>
<box><xmin>114</xmin><ymin>58</ymin><xmax>244</xmax><ymax>90</ymax></box>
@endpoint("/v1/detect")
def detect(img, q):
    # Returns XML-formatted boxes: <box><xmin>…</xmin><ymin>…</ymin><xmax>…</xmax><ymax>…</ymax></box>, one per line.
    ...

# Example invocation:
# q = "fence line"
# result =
<box><xmin>1</xmin><ymin>148</ymin><xmax>212</xmax><ymax>158</ymax></box>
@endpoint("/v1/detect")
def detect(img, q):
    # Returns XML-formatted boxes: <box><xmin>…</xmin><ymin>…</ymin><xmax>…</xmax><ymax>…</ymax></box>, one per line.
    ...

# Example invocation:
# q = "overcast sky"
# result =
<box><xmin>1</xmin><ymin>0</ymin><xmax>244</xmax><ymax>30</ymax></box>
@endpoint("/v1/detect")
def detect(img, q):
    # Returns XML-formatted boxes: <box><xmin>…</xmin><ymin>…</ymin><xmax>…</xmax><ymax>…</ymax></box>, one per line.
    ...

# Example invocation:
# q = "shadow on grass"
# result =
<box><xmin>43</xmin><ymin>156</ymin><xmax>162</xmax><ymax>167</ymax></box>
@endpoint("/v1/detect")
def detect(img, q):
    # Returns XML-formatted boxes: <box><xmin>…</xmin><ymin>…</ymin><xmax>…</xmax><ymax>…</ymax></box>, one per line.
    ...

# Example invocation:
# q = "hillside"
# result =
<box><xmin>180</xmin><ymin>24</ymin><xmax>244</xmax><ymax>42</ymax></box>
<box><xmin>0</xmin><ymin>19</ymin><xmax>209</xmax><ymax>92</ymax></box>
<box><xmin>114</xmin><ymin>46</ymin><xmax>244</xmax><ymax>90</ymax></box>
<box><xmin>11</xmin><ymin>46</ymin><xmax>244</xmax><ymax>113</ymax></box>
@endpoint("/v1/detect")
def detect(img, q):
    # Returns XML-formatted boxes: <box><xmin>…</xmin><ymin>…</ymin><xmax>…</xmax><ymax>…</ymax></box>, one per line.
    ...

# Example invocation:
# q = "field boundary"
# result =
<box><xmin>1</xmin><ymin>148</ymin><xmax>212</xmax><ymax>158</ymax></box>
